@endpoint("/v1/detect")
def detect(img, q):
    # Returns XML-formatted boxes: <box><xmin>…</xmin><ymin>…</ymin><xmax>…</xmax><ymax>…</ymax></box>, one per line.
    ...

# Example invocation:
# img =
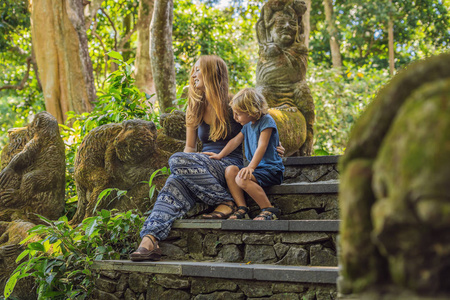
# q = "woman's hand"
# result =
<box><xmin>202</xmin><ymin>152</ymin><xmax>222</xmax><ymax>160</ymax></box>
<box><xmin>276</xmin><ymin>142</ymin><xmax>285</xmax><ymax>157</ymax></box>
<box><xmin>238</xmin><ymin>167</ymin><xmax>254</xmax><ymax>180</ymax></box>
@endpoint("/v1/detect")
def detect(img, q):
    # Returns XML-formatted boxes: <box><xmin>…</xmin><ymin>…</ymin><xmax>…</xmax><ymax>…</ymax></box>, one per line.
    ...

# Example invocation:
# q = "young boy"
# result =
<box><xmin>206</xmin><ymin>88</ymin><xmax>284</xmax><ymax>220</ymax></box>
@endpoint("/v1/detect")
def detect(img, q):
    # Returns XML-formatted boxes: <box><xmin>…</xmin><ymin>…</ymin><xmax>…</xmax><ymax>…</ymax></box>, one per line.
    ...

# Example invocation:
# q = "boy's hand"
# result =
<box><xmin>238</xmin><ymin>167</ymin><xmax>254</xmax><ymax>180</ymax></box>
<box><xmin>203</xmin><ymin>152</ymin><xmax>222</xmax><ymax>160</ymax></box>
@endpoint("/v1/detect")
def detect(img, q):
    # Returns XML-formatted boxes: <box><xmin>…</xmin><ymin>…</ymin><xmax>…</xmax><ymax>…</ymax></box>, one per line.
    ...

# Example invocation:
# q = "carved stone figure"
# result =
<box><xmin>0</xmin><ymin>112</ymin><xmax>66</xmax><ymax>222</ymax></box>
<box><xmin>0</xmin><ymin>220</ymin><xmax>38</xmax><ymax>300</ymax></box>
<box><xmin>256</xmin><ymin>0</ymin><xmax>314</xmax><ymax>156</ymax></box>
<box><xmin>338</xmin><ymin>53</ymin><xmax>450</xmax><ymax>299</ymax></box>
<box><xmin>156</xmin><ymin>110</ymin><xmax>188</xmax><ymax>154</ymax></box>
<box><xmin>71</xmin><ymin>119</ymin><xmax>171</xmax><ymax>224</ymax></box>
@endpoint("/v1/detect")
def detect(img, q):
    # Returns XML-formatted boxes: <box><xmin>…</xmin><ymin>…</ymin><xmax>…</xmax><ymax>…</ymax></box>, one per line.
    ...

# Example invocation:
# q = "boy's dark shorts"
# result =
<box><xmin>253</xmin><ymin>168</ymin><xmax>284</xmax><ymax>188</ymax></box>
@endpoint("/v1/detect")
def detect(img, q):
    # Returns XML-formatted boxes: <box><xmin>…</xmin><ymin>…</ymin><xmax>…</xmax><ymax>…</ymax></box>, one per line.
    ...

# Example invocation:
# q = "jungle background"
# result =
<box><xmin>0</xmin><ymin>0</ymin><xmax>449</xmax><ymax>298</ymax></box>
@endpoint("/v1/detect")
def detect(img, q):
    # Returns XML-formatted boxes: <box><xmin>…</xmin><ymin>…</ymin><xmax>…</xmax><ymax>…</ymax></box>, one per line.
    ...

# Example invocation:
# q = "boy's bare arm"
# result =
<box><xmin>205</xmin><ymin>132</ymin><xmax>244</xmax><ymax>159</ymax></box>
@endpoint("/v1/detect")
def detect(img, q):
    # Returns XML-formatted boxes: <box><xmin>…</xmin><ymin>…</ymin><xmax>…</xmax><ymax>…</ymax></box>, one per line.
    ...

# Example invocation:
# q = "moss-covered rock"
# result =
<box><xmin>338</xmin><ymin>53</ymin><xmax>450</xmax><ymax>297</ymax></box>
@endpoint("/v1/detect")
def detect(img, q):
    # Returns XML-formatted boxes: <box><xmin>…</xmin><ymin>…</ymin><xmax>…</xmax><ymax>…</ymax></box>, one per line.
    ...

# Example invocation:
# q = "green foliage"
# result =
<box><xmin>310</xmin><ymin>64</ymin><xmax>390</xmax><ymax>155</ymax></box>
<box><xmin>4</xmin><ymin>211</ymin><xmax>144</xmax><ymax>300</ymax></box>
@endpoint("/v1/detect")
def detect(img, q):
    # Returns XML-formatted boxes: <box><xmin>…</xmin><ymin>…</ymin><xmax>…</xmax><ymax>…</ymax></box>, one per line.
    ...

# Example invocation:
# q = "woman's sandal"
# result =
<box><xmin>129</xmin><ymin>235</ymin><xmax>162</xmax><ymax>261</ymax></box>
<box><xmin>202</xmin><ymin>201</ymin><xmax>237</xmax><ymax>219</ymax></box>
<box><xmin>253</xmin><ymin>207</ymin><xmax>281</xmax><ymax>221</ymax></box>
<box><xmin>228</xmin><ymin>206</ymin><xmax>249</xmax><ymax>219</ymax></box>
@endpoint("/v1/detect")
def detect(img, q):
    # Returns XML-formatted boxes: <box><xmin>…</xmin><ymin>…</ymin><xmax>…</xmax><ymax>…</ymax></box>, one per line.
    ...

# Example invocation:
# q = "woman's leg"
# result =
<box><xmin>136</xmin><ymin>152</ymin><xmax>238</xmax><ymax>251</ymax></box>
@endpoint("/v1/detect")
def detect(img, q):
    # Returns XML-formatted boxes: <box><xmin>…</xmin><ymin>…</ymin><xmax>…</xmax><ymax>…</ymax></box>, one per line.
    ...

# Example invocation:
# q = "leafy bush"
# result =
<box><xmin>4</xmin><ymin>210</ymin><xmax>144</xmax><ymax>300</ymax></box>
<box><xmin>309</xmin><ymin>64</ymin><xmax>390</xmax><ymax>155</ymax></box>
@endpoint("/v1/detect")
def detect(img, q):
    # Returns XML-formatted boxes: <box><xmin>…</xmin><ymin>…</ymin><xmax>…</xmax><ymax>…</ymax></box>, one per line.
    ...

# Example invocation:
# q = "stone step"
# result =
<box><xmin>281</xmin><ymin>155</ymin><xmax>340</xmax><ymax>184</ymax></box>
<box><xmin>187</xmin><ymin>180</ymin><xmax>340</xmax><ymax>220</ymax></box>
<box><xmin>266</xmin><ymin>180</ymin><xmax>339</xmax><ymax>195</ymax></box>
<box><xmin>158</xmin><ymin>220</ymin><xmax>338</xmax><ymax>267</ymax></box>
<box><xmin>91</xmin><ymin>260</ymin><xmax>338</xmax><ymax>299</ymax></box>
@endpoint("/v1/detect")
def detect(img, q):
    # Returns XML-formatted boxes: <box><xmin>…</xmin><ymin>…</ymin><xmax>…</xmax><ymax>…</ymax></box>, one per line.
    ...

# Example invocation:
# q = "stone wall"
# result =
<box><xmin>159</xmin><ymin>228</ymin><xmax>337</xmax><ymax>267</ymax></box>
<box><xmin>91</xmin><ymin>272</ymin><xmax>337</xmax><ymax>300</ymax></box>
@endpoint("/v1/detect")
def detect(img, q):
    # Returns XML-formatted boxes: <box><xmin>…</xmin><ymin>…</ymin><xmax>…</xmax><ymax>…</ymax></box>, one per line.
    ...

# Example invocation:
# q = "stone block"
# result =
<box><xmin>272</xmin><ymin>282</ymin><xmax>306</xmax><ymax>293</ymax></box>
<box><xmin>117</xmin><ymin>274</ymin><xmax>129</xmax><ymax>292</ymax></box>
<box><xmin>310</xmin><ymin>245</ymin><xmax>337</xmax><ymax>267</ymax></box>
<box><xmin>288</xmin><ymin>220</ymin><xmax>340</xmax><ymax>232</ymax></box>
<box><xmin>203</xmin><ymin>233</ymin><xmax>220</xmax><ymax>256</ymax></box>
<box><xmin>301</xmin><ymin>165</ymin><xmax>332</xmax><ymax>182</ymax></box>
<box><xmin>124</xmin><ymin>288</ymin><xmax>137</xmax><ymax>300</ymax></box>
<box><xmin>193</xmin><ymin>291</ymin><xmax>245</xmax><ymax>300</ymax></box>
<box><xmin>187</xmin><ymin>231</ymin><xmax>204</xmax><ymax>255</ymax></box>
<box><xmin>277</xmin><ymin>246</ymin><xmax>308</xmax><ymax>266</ymax></box>
<box><xmin>159</xmin><ymin>242</ymin><xmax>186</xmax><ymax>259</ymax></box>
<box><xmin>281</xmin><ymin>232</ymin><xmax>330</xmax><ymax>244</ymax></box>
<box><xmin>244</xmin><ymin>244</ymin><xmax>277</xmax><ymax>263</ymax></box>
<box><xmin>159</xmin><ymin>289</ymin><xmax>190</xmax><ymax>300</ymax></box>
<box><xmin>154</xmin><ymin>274</ymin><xmax>190</xmax><ymax>289</ymax></box>
<box><xmin>146</xmin><ymin>283</ymin><xmax>165</xmax><ymax>300</ymax></box>
<box><xmin>238</xmin><ymin>281</ymin><xmax>273</xmax><ymax>297</ymax></box>
<box><xmin>219</xmin><ymin>244</ymin><xmax>243</xmax><ymax>262</ymax></box>
<box><xmin>269</xmin><ymin>293</ymin><xmax>300</xmax><ymax>300</ymax></box>
<box><xmin>129</xmin><ymin>273</ymin><xmax>149</xmax><ymax>293</ymax></box>
<box><xmin>273</xmin><ymin>194</ymin><xmax>337</xmax><ymax>214</ymax></box>
<box><xmin>100</xmin><ymin>270</ymin><xmax>121</xmax><ymax>280</ymax></box>
<box><xmin>274</xmin><ymin>242</ymin><xmax>290</xmax><ymax>258</ymax></box>
<box><xmin>137</xmin><ymin>294</ymin><xmax>145</xmax><ymax>300</ymax></box>
<box><xmin>218</xmin><ymin>233</ymin><xmax>242</xmax><ymax>244</ymax></box>
<box><xmin>96</xmin><ymin>277</ymin><xmax>117</xmax><ymax>293</ymax></box>
<box><xmin>221</xmin><ymin>220</ymin><xmax>289</xmax><ymax>231</ymax></box>
<box><xmin>242</xmin><ymin>233</ymin><xmax>275</xmax><ymax>245</ymax></box>
<box><xmin>91</xmin><ymin>289</ymin><xmax>120</xmax><ymax>300</ymax></box>
<box><xmin>190</xmin><ymin>277</ymin><xmax>238</xmax><ymax>294</ymax></box>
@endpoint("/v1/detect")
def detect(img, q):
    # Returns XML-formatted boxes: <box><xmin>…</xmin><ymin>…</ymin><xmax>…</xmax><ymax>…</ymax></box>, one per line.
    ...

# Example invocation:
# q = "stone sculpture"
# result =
<box><xmin>338</xmin><ymin>53</ymin><xmax>450</xmax><ymax>299</ymax></box>
<box><xmin>256</xmin><ymin>0</ymin><xmax>314</xmax><ymax>156</ymax></box>
<box><xmin>0</xmin><ymin>111</ymin><xmax>66</xmax><ymax>222</ymax></box>
<box><xmin>156</xmin><ymin>110</ymin><xmax>188</xmax><ymax>154</ymax></box>
<box><xmin>0</xmin><ymin>220</ymin><xmax>38</xmax><ymax>300</ymax></box>
<box><xmin>70</xmin><ymin>119</ymin><xmax>171</xmax><ymax>224</ymax></box>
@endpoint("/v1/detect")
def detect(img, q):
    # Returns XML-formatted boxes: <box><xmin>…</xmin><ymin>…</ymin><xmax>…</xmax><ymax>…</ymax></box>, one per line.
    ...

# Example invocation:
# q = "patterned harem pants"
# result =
<box><xmin>140</xmin><ymin>152</ymin><xmax>242</xmax><ymax>241</ymax></box>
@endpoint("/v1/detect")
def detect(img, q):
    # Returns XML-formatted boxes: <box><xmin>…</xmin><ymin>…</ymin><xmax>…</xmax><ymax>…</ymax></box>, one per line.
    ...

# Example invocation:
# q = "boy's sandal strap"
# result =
<box><xmin>254</xmin><ymin>207</ymin><xmax>280</xmax><ymax>220</ymax></box>
<box><xmin>229</xmin><ymin>206</ymin><xmax>249</xmax><ymax>219</ymax></box>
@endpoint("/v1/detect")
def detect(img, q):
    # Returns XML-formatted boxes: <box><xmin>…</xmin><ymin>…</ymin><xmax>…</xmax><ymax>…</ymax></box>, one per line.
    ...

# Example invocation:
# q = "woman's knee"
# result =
<box><xmin>168</xmin><ymin>152</ymin><xmax>190</xmax><ymax>170</ymax></box>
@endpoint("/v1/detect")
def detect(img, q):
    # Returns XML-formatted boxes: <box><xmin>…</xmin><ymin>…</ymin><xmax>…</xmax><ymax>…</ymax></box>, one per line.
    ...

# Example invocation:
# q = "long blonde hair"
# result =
<box><xmin>187</xmin><ymin>55</ymin><xmax>230</xmax><ymax>141</ymax></box>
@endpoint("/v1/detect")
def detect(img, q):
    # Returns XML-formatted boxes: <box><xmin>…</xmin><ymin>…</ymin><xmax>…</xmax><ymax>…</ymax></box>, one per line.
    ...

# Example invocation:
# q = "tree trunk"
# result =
<box><xmin>388</xmin><ymin>0</ymin><xmax>395</xmax><ymax>75</ymax></box>
<box><xmin>84</xmin><ymin>0</ymin><xmax>104</xmax><ymax>29</ymax></box>
<box><xmin>31</xmin><ymin>0</ymin><xmax>95</xmax><ymax>124</ymax></box>
<box><xmin>303</xmin><ymin>0</ymin><xmax>311</xmax><ymax>50</ymax></box>
<box><xmin>150</xmin><ymin>0</ymin><xmax>176</xmax><ymax>113</ymax></box>
<box><xmin>323</xmin><ymin>0</ymin><xmax>342</xmax><ymax>68</ymax></box>
<box><xmin>135</xmin><ymin>0</ymin><xmax>155</xmax><ymax>96</ymax></box>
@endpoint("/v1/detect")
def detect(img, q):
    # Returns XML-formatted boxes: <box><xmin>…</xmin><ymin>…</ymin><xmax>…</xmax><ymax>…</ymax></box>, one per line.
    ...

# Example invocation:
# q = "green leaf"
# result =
<box><xmin>107</xmin><ymin>51</ymin><xmax>123</xmax><ymax>61</ymax></box>
<box><xmin>85</xmin><ymin>219</ymin><xmax>98</xmax><ymax>237</ymax></box>
<box><xmin>28</xmin><ymin>242</ymin><xmax>45</xmax><ymax>252</ymax></box>
<box><xmin>4</xmin><ymin>271</ymin><xmax>20</xmax><ymax>298</ymax></box>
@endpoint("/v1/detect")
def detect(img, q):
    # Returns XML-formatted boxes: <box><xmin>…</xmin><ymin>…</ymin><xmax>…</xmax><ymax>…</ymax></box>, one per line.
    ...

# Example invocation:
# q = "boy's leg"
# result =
<box><xmin>225</xmin><ymin>165</ymin><xmax>246</xmax><ymax>207</ymax></box>
<box><xmin>235</xmin><ymin>175</ymin><xmax>272</xmax><ymax>210</ymax></box>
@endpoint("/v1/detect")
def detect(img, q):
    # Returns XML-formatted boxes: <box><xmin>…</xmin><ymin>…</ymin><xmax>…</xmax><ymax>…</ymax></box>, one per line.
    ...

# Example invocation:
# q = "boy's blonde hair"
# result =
<box><xmin>230</xmin><ymin>88</ymin><xmax>269</xmax><ymax>120</ymax></box>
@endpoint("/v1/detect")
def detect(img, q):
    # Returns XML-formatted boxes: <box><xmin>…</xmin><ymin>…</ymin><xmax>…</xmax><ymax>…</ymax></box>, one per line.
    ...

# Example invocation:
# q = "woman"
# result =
<box><xmin>130</xmin><ymin>55</ymin><xmax>284</xmax><ymax>261</ymax></box>
<box><xmin>130</xmin><ymin>55</ymin><xmax>244</xmax><ymax>261</ymax></box>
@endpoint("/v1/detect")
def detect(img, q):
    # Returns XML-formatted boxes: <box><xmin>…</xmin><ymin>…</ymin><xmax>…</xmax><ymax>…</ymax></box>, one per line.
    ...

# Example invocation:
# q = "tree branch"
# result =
<box><xmin>0</xmin><ymin>57</ymin><xmax>32</xmax><ymax>91</ymax></box>
<box><xmin>100</xmin><ymin>7</ymin><xmax>118</xmax><ymax>50</ymax></box>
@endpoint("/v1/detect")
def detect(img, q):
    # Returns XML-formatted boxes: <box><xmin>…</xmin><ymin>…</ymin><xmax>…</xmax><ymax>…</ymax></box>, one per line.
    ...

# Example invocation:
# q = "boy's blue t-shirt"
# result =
<box><xmin>241</xmin><ymin>114</ymin><xmax>284</xmax><ymax>172</ymax></box>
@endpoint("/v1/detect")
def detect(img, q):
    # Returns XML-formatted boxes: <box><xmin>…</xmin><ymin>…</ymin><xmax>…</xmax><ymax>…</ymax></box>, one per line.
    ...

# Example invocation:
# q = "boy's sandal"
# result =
<box><xmin>202</xmin><ymin>201</ymin><xmax>237</xmax><ymax>219</ymax></box>
<box><xmin>129</xmin><ymin>235</ymin><xmax>162</xmax><ymax>261</ymax></box>
<box><xmin>228</xmin><ymin>206</ymin><xmax>249</xmax><ymax>219</ymax></box>
<box><xmin>253</xmin><ymin>207</ymin><xmax>281</xmax><ymax>221</ymax></box>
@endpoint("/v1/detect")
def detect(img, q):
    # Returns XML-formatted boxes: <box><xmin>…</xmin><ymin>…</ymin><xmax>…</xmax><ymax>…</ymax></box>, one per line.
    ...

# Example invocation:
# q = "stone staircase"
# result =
<box><xmin>91</xmin><ymin>155</ymin><xmax>341</xmax><ymax>300</ymax></box>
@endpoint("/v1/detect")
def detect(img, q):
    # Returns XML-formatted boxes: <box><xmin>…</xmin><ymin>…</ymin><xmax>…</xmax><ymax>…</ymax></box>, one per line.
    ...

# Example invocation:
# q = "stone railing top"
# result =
<box><xmin>283</xmin><ymin>155</ymin><xmax>341</xmax><ymax>166</ymax></box>
<box><xmin>172</xmin><ymin>219</ymin><xmax>340</xmax><ymax>232</ymax></box>
<box><xmin>92</xmin><ymin>260</ymin><xmax>338</xmax><ymax>284</ymax></box>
